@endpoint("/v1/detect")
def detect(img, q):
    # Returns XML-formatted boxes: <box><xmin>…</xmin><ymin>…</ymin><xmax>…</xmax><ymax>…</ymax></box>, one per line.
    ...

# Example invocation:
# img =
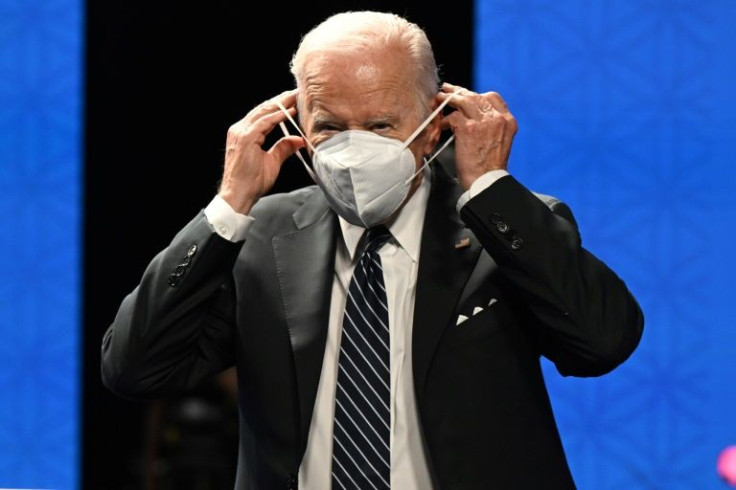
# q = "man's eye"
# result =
<box><xmin>370</xmin><ymin>123</ymin><xmax>392</xmax><ymax>131</ymax></box>
<box><xmin>315</xmin><ymin>124</ymin><xmax>340</xmax><ymax>132</ymax></box>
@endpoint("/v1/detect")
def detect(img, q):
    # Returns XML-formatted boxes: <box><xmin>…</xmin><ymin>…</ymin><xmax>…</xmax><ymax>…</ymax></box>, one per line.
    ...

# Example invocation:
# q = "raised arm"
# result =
<box><xmin>440</xmin><ymin>81</ymin><xmax>643</xmax><ymax>376</ymax></box>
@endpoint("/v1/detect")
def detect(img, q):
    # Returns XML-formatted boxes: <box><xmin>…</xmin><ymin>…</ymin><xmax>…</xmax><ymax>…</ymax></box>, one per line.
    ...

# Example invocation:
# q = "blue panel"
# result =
<box><xmin>475</xmin><ymin>1</ymin><xmax>735</xmax><ymax>489</ymax></box>
<box><xmin>0</xmin><ymin>0</ymin><xmax>82</xmax><ymax>488</ymax></box>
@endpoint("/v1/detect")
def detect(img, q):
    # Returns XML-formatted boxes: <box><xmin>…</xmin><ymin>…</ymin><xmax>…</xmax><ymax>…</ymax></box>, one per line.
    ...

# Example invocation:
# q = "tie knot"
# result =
<box><xmin>364</xmin><ymin>226</ymin><xmax>391</xmax><ymax>253</ymax></box>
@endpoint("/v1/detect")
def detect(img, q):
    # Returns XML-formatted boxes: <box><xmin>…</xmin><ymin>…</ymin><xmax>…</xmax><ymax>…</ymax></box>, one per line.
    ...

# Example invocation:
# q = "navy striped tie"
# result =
<box><xmin>332</xmin><ymin>226</ymin><xmax>392</xmax><ymax>490</ymax></box>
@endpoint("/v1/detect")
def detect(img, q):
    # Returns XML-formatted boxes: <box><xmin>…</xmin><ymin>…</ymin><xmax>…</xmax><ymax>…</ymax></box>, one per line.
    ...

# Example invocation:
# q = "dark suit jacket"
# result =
<box><xmin>101</xmin><ymin>163</ymin><xmax>644</xmax><ymax>490</ymax></box>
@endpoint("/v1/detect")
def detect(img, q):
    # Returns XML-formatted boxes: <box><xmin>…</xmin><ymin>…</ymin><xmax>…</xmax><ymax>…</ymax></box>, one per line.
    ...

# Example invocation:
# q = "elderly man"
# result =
<box><xmin>102</xmin><ymin>10</ymin><xmax>644</xmax><ymax>490</ymax></box>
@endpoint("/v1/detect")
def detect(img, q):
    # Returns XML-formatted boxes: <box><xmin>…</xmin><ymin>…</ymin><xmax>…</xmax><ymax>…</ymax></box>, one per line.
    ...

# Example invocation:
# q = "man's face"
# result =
<box><xmin>298</xmin><ymin>48</ymin><xmax>440</xmax><ymax>172</ymax></box>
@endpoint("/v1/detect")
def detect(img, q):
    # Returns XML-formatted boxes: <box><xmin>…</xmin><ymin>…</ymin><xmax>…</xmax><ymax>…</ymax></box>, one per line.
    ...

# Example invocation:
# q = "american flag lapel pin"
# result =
<box><xmin>454</xmin><ymin>237</ymin><xmax>471</xmax><ymax>249</ymax></box>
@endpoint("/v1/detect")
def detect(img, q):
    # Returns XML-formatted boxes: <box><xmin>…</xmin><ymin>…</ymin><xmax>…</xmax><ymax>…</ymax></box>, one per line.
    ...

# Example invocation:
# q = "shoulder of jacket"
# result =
<box><xmin>251</xmin><ymin>185</ymin><xmax>320</xmax><ymax>216</ymax></box>
<box><xmin>532</xmin><ymin>191</ymin><xmax>562</xmax><ymax>211</ymax></box>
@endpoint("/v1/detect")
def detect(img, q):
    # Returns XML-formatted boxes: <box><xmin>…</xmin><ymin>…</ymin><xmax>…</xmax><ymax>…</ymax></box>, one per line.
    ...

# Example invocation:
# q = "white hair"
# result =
<box><xmin>289</xmin><ymin>10</ymin><xmax>440</xmax><ymax>117</ymax></box>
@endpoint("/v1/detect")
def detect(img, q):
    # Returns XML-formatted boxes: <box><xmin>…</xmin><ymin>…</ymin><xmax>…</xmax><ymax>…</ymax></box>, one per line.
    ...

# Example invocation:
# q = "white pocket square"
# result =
<box><xmin>456</xmin><ymin>298</ymin><xmax>498</xmax><ymax>326</ymax></box>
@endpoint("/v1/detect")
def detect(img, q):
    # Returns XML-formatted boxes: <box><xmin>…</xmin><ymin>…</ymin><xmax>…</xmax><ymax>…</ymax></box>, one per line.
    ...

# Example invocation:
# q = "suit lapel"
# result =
<box><xmin>272</xmin><ymin>190</ymin><xmax>337</xmax><ymax>454</ymax></box>
<box><xmin>413</xmin><ymin>164</ymin><xmax>482</xmax><ymax>398</ymax></box>
<box><xmin>271</xmin><ymin>166</ymin><xmax>482</xmax><ymax>450</ymax></box>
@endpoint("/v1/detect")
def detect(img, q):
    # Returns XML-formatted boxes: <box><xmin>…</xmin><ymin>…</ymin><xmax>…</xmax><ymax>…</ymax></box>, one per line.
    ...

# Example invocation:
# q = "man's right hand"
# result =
<box><xmin>217</xmin><ymin>89</ymin><xmax>305</xmax><ymax>215</ymax></box>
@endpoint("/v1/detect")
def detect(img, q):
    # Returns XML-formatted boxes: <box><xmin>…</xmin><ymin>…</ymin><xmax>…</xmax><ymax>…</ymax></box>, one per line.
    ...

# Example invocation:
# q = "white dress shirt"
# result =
<box><xmin>204</xmin><ymin>166</ymin><xmax>509</xmax><ymax>489</ymax></box>
<box><xmin>298</xmin><ymin>168</ymin><xmax>433</xmax><ymax>490</ymax></box>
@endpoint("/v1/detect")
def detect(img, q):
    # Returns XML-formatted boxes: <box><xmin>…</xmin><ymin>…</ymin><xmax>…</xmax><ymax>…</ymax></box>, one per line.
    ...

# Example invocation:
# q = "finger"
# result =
<box><xmin>439</xmin><ymin>110</ymin><xmax>464</xmax><ymax>132</ymax></box>
<box><xmin>248</xmin><ymin>90</ymin><xmax>298</xmax><ymax>123</ymax></box>
<box><xmin>485</xmin><ymin>92</ymin><xmax>509</xmax><ymax>113</ymax></box>
<box><xmin>439</xmin><ymin>88</ymin><xmax>487</xmax><ymax>120</ymax></box>
<box><xmin>267</xmin><ymin>136</ymin><xmax>306</xmax><ymax>164</ymax></box>
<box><xmin>243</xmin><ymin>89</ymin><xmax>299</xmax><ymax>125</ymax></box>
<box><xmin>441</xmin><ymin>82</ymin><xmax>466</xmax><ymax>94</ymax></box>
<box><xmin>250</xmin><ymin>106</ymin><xmax>298</xmax><ymax>138</ymax></box>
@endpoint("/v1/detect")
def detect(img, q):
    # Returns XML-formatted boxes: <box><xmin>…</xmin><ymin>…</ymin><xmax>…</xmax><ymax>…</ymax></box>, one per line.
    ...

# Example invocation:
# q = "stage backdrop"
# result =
<box><xmin>475</xmin><ymin>1</ymin><xmax>736</xmax><ymax>488</ymax></box>
<box><xmin>0</xmin><ymin>0</ymin><xmax>82</xmax><ymax>488</ymax></box>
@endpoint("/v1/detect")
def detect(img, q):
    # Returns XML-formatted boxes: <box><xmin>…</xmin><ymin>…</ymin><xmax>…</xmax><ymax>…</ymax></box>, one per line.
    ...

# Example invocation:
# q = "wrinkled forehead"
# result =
<box><xmin>297</xmin><ymin>50</ymin><xmax>425</xmax><ymax>119</ymax></box>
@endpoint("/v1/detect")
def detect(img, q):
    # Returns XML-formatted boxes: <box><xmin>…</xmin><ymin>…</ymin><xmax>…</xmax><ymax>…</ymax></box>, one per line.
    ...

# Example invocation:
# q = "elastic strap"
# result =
<box><xmin>275</xmin><ymin>100</ymin><xmax>318</xmax><ymax>181</ymax></box>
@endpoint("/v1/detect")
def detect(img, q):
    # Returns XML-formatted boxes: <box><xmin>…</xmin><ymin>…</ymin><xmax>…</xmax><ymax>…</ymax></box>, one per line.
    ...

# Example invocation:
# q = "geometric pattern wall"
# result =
<box><xmin>0</xmin><ymin>0</ymin><xmax>82</xmax><ymax>488</ymax></box>
<box><xmin>475</xmin><ymin>1</ymin><xmax>736</xmax><ymax>488</ymax></box>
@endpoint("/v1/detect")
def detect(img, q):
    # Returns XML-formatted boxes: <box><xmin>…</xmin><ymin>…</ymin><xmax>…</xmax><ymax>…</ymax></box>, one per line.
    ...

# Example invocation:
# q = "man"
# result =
<box><xmin>101</xmin><ymin>10</ymin><xmax>644</xmax><ymax>490</ymax></box>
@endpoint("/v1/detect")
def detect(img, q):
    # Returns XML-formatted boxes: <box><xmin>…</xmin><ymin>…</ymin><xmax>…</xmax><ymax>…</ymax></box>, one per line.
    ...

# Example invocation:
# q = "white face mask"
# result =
<box><xmin>276</xmin><ymin>90</ymin><xmax>458</xmax><ymax>228</ymax></box>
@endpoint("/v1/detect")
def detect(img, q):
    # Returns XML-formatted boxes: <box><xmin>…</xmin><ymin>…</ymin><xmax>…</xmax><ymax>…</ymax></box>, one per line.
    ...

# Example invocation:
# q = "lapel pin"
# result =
<box><xmin>454</xmin><ymin>237</ymin><xmax>471</xmax><ymax>249</ymax></box>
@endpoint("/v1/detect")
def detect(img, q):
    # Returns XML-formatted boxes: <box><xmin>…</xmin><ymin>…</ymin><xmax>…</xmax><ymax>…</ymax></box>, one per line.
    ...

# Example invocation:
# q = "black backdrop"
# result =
<box><xmin>83</xmin><ymin>2</ymin><xmax>472</xmax><ymax>488</ymax></box>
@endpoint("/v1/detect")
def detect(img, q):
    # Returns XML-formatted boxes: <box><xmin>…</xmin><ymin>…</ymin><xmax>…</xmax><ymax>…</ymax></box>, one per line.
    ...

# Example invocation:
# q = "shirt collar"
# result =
<box><xmin>339</xmin><ymin>165</ymin><xmax>431</xmax><ymax>263</ymax></box>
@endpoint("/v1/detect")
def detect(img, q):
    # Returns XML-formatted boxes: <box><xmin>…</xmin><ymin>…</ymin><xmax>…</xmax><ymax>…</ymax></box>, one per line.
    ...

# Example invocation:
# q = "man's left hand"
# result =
<box><xmin>438</xmin><ymin>82</ymin><xmax>518</xmax><ymax>190</ymax></box>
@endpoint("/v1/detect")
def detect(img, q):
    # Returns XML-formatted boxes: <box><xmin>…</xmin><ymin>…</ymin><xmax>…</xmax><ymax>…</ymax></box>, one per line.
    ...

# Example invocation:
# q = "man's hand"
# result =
<box><xmin>437</xmin><ymin>82</ymin><xmax>518</xmax><ymax>190</ymax></box>
<box><xmin>218</xmin><ymin>89</ymin><xmax>305</xmax><ymax>215</ymax></box>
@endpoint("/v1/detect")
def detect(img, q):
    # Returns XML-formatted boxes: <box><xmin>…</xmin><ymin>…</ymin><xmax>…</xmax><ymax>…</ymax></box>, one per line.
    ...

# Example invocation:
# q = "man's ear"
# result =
<box><xmin>423</xmin><ymin>98</ymin><xmax>443</xmax><ymax>156</ymax></box>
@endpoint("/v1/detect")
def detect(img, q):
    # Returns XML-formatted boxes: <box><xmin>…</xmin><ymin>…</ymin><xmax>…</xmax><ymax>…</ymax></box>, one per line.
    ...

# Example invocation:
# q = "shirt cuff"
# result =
<box><xmin>455</xmin><ymin>169</ymin><xmax>510</xmax><ymax>213</ymax></box>
<box><xmin>204</xmin><ymin>195</ymin><xmax>255</xmax><ymax>242</ymax></box>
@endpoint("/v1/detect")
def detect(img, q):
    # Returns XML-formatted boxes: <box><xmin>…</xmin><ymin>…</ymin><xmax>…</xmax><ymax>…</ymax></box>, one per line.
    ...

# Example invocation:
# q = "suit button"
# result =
<box><xmin>167</xmin><ymin>275</ymin><xmax>180</xmax><ymax>287</ymax></box>
<box><xmin>511</xmin><ymin>237</ymin><xmax>523</xmax><ymax>250</ymax></box>
<box><xmin>187</xmin><ymin>244</ymin><xmax>198</xmax><ymax>256</ymax></box>
<box><xmin>496</xmin><ymin>221</ymin><xmax>509</xmax><ymax>233</ymax></box>
<box><xmin>174</xmin><ymin>265</ymin><xmax>186</xmax><ymax>275</ymax></box>
<box><xmin>490</xmin><ymin>213</ymin><xmax>502</xmax><ymax>224</ymax></box>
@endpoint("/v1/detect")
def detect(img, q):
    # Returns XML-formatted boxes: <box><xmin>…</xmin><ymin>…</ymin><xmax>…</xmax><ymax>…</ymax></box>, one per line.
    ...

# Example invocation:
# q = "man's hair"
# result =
<box><xmin>289</xmin><ymin>10</ymin><xmax>440</xmax><ymax>117</ymax></box>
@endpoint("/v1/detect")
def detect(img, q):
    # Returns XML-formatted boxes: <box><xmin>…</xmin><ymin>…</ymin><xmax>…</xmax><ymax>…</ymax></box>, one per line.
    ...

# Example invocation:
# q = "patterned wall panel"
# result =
<box><xmin>475</xmin><ymin>1</ymin><xmax>735</xmax><ymax>489</ymax></box>
<box><xmin>0</xmin><ymin>0</ymin><xmax>82</xmax><ymax>488</ymax></box>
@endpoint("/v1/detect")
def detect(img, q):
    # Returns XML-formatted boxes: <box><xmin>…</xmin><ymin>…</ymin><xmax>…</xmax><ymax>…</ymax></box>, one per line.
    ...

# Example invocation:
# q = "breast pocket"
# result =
<box><xmin>443</xmin><ymin>307</ymin><xmax>502</xmax><ymax>348</ymax></box>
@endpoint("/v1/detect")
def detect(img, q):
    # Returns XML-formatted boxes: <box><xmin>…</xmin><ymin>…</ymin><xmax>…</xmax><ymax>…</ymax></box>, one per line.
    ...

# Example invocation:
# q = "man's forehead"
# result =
<box><xmin>300</xmin><ymin>51</ymin><xmax>414</xmax><ymax>100</ymax></box>
<box><xmin>301</xmin><ymin>85</ymin><xmax>416</xmax><ymax>123</ymax></box>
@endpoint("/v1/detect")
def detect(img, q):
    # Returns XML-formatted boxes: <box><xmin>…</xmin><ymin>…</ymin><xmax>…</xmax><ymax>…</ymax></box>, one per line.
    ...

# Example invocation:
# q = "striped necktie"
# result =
<box><xmin>332</xmin><ymin>225</ymin><xmax>392</xmax><ymax>490</ymax></box>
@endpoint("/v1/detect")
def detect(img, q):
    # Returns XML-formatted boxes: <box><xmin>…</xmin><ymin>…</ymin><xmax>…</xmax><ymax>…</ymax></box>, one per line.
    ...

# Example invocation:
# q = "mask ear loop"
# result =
<box><xmin>403</xmin><ymin>89</ymin><xmax>461</xmax><ymax>184</ymax></box>
<box><xmin>275</xmin><ymin>100</ymin><xmax>319</xmax><ymax>182</ymax></box>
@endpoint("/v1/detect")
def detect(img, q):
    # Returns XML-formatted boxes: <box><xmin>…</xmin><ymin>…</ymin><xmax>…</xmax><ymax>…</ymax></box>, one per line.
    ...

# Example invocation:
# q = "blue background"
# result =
<box><xmin>0</xmin><ymin>0</ymin><xmax>734</xmax><ymax>488</ymax></box>
<box><xmin>0</xmin><ymin>0</ymin><xmax>82</xmax><ymax>488</ymax></box>
<box><xmin>475</xmin><ymin>1</ymin><xmax>735</xmax><ymax>488</ymax></box>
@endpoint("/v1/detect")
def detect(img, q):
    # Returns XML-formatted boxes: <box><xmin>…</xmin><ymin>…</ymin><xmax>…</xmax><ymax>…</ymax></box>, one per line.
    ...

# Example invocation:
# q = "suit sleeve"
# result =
<box><xmin>101</xmin><ymin>211</ymin><xmax>242</xmax><ymax>399</ymax></box>
<box><xmin>459</xmin><ymin>175</ymin><xmax>644</xmax><ymax>377</ymax></box>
